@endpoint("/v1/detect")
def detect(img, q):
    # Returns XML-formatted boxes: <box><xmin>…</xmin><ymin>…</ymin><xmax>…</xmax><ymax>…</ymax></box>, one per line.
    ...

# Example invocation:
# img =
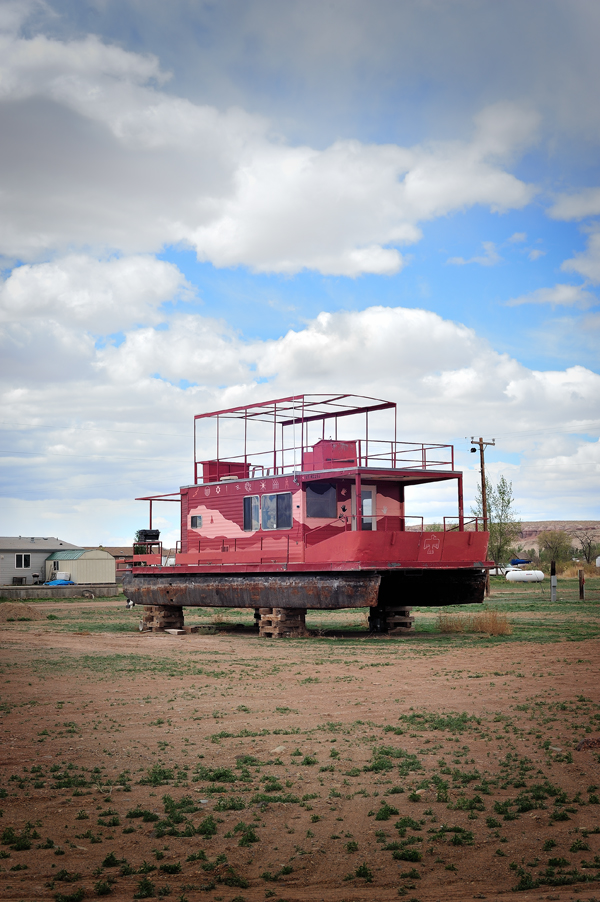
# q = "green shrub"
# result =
<box><xmin>196</xmin><ymin>815</ymin><xmax>217</xmax><ymax>837</ymax></box>
<box><xmin>158</xmin><ymin>863</ymin><xmax>181</xmax><ymax>874</ymax></box>
<box><xmin>133</xmin><ymin>876</ymin><xmax>155</xmax><ymax>899</ymax></box>
<box><xmin>392</xmin><ymin>849</ymin><xmax>422</xmax><ymax>862</ymax></box>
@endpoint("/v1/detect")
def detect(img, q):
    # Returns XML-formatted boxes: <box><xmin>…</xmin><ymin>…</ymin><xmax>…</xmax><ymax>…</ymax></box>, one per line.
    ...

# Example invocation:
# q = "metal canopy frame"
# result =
<box><xmin>193</xmin><ymin>393</ymin><xmax>402</xmax><ymax>484</ymax></box>
<box><xmin>191</xmin><ymin>393</ymin><xmax>458</xmax><ymax>484</ymax></box>
<box><xmin>193</xmin><ymin>393</ymin><xmax>396</xmax><ymax>426</ymax></box>
<box><xmin>137</xmin><ymin>394</ymin><xmax>463</xmax><ymax>531</ymax></box>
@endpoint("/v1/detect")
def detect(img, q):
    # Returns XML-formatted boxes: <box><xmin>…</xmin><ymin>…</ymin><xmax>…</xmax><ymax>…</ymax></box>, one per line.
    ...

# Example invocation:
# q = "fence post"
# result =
<box><xmin>550</xmin><ymin>560</ymin><xmax>557</xmax><ymax>603</ymax></box>
<box><xmin>579</xmin><ymin>568</ymin><xmax>585</xmax><ymax>601</ymax></box>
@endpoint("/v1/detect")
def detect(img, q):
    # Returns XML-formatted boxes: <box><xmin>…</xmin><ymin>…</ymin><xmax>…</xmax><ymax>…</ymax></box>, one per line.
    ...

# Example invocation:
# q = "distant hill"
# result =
<box><xmin>517</xmin><ymin>521</ymin><xmax>600</xmax><ymax>554</ymax></box>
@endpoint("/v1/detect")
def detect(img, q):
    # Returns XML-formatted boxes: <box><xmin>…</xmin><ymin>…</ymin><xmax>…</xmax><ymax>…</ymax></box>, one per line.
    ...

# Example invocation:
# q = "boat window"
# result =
<box><xmin>261</xmin><ymin>492</ymin><xmax>292</xmax><ymax>530</ymax></box>
<box><xmin>306</xmin><ymin>482</ymin><xmax>337</xmax><ymax>518</ymax></box>
<box><xmin>243</xmin><ymin>495</ymin><xmax>260</xmax><ymax>531</ymax></box>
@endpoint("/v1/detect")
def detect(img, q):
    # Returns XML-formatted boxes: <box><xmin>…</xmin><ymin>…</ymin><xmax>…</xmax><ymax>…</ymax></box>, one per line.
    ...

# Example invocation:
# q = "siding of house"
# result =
<box><xmin>1</xmin><ymin>550</ymin><xmax>50</xmax><ymax>585</ymax></box>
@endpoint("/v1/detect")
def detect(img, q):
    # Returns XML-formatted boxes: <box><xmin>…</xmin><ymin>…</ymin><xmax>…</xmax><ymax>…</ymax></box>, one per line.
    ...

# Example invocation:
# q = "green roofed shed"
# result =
<box><xmin>45</xmin><ymin>548</ymin><xmax>116</xmax><ymax>584</ymax></box>
<box><xmin>46</xmin><ymin>550</ymin><xmax>87</xmax><ymax>560</ymax></box>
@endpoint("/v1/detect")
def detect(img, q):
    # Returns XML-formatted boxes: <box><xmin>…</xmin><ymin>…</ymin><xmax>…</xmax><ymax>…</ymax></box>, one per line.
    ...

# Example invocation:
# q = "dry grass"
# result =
<box><xmin>437</xmin><ymin>609</ymin><xmax>512</xmax><ymax>636</ymax></box>
<box><xmin>0</xmin><ymin>602</ymin><xmax>44</xmax><ymax>622</ymax></box>
<box><xmin>560</xmin><ymin>562</ymin><xmax>597</xmax><ymax>578</ymax></box>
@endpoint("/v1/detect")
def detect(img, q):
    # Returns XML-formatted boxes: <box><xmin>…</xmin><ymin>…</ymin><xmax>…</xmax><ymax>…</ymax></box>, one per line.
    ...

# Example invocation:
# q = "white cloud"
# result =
<box><xmin>527</xmin><ymin>249</ymin><xmax>546</xmax><ymax>261</ymax></box>
<box><xmin>561</xmin><ymin>231</ymin><xmax>600</xmax><ymax>283</ymax></box>
<box><xmin>506</xmin><ymin>283</ymin><xmax>597</xmax><ymax>308</ymax></box>
<box><xmin>0</xmin><ymin>26</ymin><xmax>537</xmax><ymax>275</ymax></box>
<box><xmin>0</xmin><ymin>0</ymin><xmax>39</xmax><ymax>33</ymax></box>
<box><xmin>0</xmin><ymin>255</ymin><xmax>194</xmax><ymax>333</ymax></box>
<box><xmin>447</xmin><ymin>241</ymin><xmax>501</xmax><ymax>267</ymax></box>
<box><xmin>548</xmin><ymin>188</ymin><xmax>600</xmax><ymax>221</ymax></box>
<box><xmin>509</xmin><ymin>232</ymin><xmax>527</xmax><ymax>243</ymax></box>
<box><xmin>41</xmin><ymin>0</ymin><xmax>600</xmax><ymax>157</ymax></box>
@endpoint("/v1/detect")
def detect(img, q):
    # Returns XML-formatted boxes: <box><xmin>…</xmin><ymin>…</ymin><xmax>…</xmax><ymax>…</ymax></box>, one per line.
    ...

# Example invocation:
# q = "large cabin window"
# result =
<box><xmin>306</xmin><ymin>482</ymin><xmax>337</xmax><ymax>518</ymax></box>
<box><xmin>261</xmin><ymin>492</ymin><xmax>292</xmax><ymax>530</ymax></box>
<box><xmin>243</xmin><ymin>496</ymin><xmax>260</xmax><ymax>531</ymax></box>
<box><xmin>190</xmin><ymin>515</ymin><xmax>202</xmax><ymax>529</ymax></box>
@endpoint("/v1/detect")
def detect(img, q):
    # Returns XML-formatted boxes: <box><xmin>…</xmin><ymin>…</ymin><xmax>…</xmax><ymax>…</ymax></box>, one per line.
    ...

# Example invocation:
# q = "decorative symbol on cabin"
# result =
<box><xmin>260</xmin><ymin>480</ymin><xmax>266</xmax><ymax>490</ymax></box>
<box><xmin>340</xmin><ymin>487</ymin><xmax>348</xmax><ymax>496</ymax></box>
<box><xmin>272</xmin><ymin>479</ymin><xmax>279</xmax><ymax>490</ymax></box>
<box><xmin>215</xmin><ymin>485</ymin><xmax>221</xmax><ymax>494</ymax></box>
<box><xmin>204</xmin><ymin>487</ymin><xmax>210</xmax><ymax>496</ymax></box>
<box><xmin>245</xmin><ymin>482</ymin><xmax>252</xmax><ymax>492</ymax></box>
<box><xmin>423</xmin><ymin>535</ymin><xmax>441</xmax><ymax>555</ymax></box>
<box><xmin>236</xmin><ymin>484</ymin><xmax>240</xmax><ymax>491</ymax></box>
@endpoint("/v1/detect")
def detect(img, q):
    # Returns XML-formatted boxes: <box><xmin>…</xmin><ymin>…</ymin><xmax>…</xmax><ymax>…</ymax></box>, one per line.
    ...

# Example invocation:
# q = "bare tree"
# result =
<box><xmin>538</xmin><ymin>529</ymin><xmax>574</xmax><ymax>562</ymax></box>
<box><xmin>573</xmin><ymin>526</ymin><xmax>600</xmax><ymax>564</ymax></box>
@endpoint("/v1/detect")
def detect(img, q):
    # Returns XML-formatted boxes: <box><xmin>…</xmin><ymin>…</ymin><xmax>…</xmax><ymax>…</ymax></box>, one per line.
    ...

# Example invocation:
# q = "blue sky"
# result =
<box><xmin>159</xmin><ymin>205</ymin><xmax>595</xmax><ymax>371</ymax></box>
<box><xmin>0</xmin><ymin>0</ymin><xmax>599</xmax><ymax>545</ymax></box>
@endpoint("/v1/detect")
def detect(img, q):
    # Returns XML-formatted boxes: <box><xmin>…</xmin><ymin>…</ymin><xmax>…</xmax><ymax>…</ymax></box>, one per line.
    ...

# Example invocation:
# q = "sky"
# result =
<box><xmin>0</xmin><ymin>0</ymin><xmax>599</xmax><ymax>547</ymax></box>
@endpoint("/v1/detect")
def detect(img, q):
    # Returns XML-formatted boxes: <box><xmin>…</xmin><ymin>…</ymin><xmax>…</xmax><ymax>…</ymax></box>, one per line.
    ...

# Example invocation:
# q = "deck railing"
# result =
<box><xmin>194</xmin><ymin>439</ymin><xmax>454</xmax><ymax>483</ymax></box>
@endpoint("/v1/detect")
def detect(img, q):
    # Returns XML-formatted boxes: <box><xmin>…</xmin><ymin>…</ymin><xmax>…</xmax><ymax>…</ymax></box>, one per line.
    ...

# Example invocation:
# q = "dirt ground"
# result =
<box><xmin>1</xmin><ymin>595</ymin><xmax>600</xmax><ymax>902</ymax></box>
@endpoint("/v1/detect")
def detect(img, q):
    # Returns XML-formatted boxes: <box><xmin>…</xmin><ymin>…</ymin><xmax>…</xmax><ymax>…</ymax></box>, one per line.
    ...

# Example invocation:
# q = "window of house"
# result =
<box><xmin>15</xmin><ymin>554</ymin><xmax>31</xmax><ymax>569</ymax></box>
<box><xmin>261</xmin><ymin>492</ymin><xmax>292</xmax><ymax>530</ymax></box>
<box><xmin>243</xmin><ymin>496</ymin><xmax>260</xmax><ymax>531</ymax></box>
<box><xmin>190</xmin><ymin>515</ymin><xmax>203</xmax><ymax>529</ymax></box>
<box><xmin>306</xmin><ymin>482</ymin><xmax>337</xmax><ymax>518</ymax></box>
<box><xmin>53</xmin><ymin>560</ymin><xmax>60</xmax><ymax>571</ymax></box>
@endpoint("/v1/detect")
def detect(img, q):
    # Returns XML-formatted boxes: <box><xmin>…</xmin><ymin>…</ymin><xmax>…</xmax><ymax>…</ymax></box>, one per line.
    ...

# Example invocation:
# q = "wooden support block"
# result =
<box><xmin>384</xmin><ymin>604</ymin><xmax>415</xmax><ymax>635</ymax></box>
<box><xmin>259</xmin><ymin>607</ymin><xmax>308</xmax><ymax>638</ymax></box>
<box><xmin>142</xmin><ymin>605</ymin><xmax>185</xmax><ymax>632</ymax></box>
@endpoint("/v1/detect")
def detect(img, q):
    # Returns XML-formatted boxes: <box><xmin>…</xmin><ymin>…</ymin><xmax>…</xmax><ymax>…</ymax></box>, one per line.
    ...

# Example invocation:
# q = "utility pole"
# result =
<box><xmin>471</xmin><ymin>436</ymin><xmax>495</xmax><ymax>596</ymax></box>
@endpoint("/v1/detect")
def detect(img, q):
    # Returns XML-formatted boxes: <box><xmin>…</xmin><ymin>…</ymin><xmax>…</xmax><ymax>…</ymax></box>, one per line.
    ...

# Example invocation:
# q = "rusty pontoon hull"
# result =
<box><xmin>123</xmin><ymin>572</ymin><xmax>381</xmax><ymax>610</ymax></box>
<box><xmin>122</xmin><ymin>567</ymin><xmax>486</xmax><ymax>611</ymax></box>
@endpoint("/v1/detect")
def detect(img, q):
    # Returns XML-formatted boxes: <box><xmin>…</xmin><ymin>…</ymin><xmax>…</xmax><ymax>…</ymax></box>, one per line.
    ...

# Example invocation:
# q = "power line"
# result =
<box><xmin>2</xmin><ymin>419</ymin><xmax>599</xmax><ymax>442</ymax></box>
<box><xmin>0</xmin><ymin>450</ymin><xmax>189</xmax><ymax>463</ymax></box>
<box><xmin>0</xmin><ymin>421</ymin><xmax>190</xmax><ymax>438</ymax></box>
<box><xmin>464</xmin><ymin>421</ymin><xmax>600</xmax><ymax>442</ymax></box>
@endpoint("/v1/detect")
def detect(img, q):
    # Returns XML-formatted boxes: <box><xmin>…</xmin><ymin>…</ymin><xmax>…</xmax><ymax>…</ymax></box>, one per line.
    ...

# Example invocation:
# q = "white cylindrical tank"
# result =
<box><xmin>506</xmin><ymin>570</ymin><xmax>544</xmax><ymax>582</ymax></box>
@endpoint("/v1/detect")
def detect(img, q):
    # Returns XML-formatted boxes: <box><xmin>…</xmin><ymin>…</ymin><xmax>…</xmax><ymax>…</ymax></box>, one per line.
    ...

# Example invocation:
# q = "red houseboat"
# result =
<box><xmin>123</xmin><ymin>394</ymin><xmax>491</xmax><ymax>636</ymax></box>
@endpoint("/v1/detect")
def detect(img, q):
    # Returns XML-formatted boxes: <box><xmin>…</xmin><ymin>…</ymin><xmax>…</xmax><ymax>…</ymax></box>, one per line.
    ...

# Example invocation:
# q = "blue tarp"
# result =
<box><xmin>510</xmin><ymin>558</ymin><xmax>532</xmax><ymax>565</ymax></box>
<box><xmin>46</xmin><ymin>579</ymin><xmax>75</xmax><ymax>585</ymax></box>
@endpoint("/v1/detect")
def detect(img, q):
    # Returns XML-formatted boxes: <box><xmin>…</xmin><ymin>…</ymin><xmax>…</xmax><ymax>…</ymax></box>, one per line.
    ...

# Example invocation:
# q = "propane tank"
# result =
<box><xmin>506</xmin><ymin>570</ymin><xmax>544</xmax><ymax>582</ymax></box>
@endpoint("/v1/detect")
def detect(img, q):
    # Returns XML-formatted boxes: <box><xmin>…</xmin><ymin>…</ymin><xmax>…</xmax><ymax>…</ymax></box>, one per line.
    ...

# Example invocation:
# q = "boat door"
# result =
<box><xmin>351</xmin><ymin>484</ymin><xmax>377</xmax><ymax>530</ymax></box>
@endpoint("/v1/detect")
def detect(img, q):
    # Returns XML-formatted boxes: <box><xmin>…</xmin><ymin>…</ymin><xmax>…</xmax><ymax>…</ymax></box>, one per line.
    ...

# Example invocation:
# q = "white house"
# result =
<box><xmin>0</xmin><ymin>536</ymin><xmax>80</xmax><ymax>586</ymax></box>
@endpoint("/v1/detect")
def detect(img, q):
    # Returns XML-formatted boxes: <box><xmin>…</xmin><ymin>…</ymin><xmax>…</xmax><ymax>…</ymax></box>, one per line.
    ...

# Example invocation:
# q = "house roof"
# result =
<box><xmin>0</xmin><ymin>537</ymin><xmax>79</xmax><ymax>551</ymax></box>
<box><xmin>46</xmin><ymin>549</ymin><xmax>87</xmax><ymax>560</ymax></box>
